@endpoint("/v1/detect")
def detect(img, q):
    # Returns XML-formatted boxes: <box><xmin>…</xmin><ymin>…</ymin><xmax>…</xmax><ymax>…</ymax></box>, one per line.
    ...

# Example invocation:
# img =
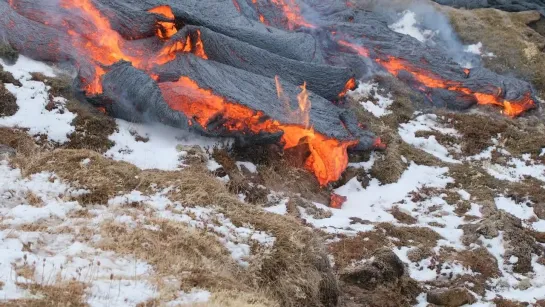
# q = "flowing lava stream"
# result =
<box><xmin>336</xmin><ymin>40</ymin><xmax>534</xmax><ymax>117</ymax></box>
<box><xmin>160</xmin><ymin>77</ymin><xmax>357</xmax><ymax>185</ymax></box>
<box><xmin>9</xmin><ymin>0</ymin><xmax>358</xmax><ymax>186</ymax></box>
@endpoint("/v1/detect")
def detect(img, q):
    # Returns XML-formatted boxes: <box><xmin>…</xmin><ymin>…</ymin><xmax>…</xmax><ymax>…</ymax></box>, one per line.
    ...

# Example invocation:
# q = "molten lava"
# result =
<box><xmin>329</xmin><ymin>193</ymin><xmax>347</xmax><ymax>209</ymax></box>
<box><xmin>270</xmin><ymin>0</ymin><xmax>316</xmax><ymax>29</ymax></box>
<box><xmin>161</xmin><ymin>77</ymin><xmax>356</xmax><ymax>185</ymax></box>
<box><xmin>148</xmin><ymin>5</ymin><xmax>178</xmax><ymax>39</ymax></box>
<box><xmin>376</xmin><ymin>56</ymin><xmax>535</xmax><ymax>116</ymax></box>
<box><xmin>338</xmin><ymin>77</ymin><xmax>356</xmax><ymax>99</ymax></box>
<box><xmin>11</xmin><ymin>0</ymin><xmax>360</xmax><ymax>186</ymax></box>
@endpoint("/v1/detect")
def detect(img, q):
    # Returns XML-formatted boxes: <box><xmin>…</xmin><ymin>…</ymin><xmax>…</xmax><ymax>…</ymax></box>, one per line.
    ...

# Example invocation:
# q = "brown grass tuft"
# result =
<box><xmin>20</xmin><ymin>149</ymin><xmax>140</xmax><ymax>204</ymax></box>
<box><xmin>0</xmin><ymin>127</ymin><xmax>37</xmax><ymax>157</ymax></box>
<box><xmin>64</xmin><ymin>100</ymin><xmax>117</xmax><ymax>153</ymax></box>
<box><xmin>0</xmin><ymin>82</ymin><xmax>18</xmax><ymax>117</ymax></box>
<box><xmin>0</xmin><ymin>282</ymin><xmax>86</xmax><ymax>307</ymax></box>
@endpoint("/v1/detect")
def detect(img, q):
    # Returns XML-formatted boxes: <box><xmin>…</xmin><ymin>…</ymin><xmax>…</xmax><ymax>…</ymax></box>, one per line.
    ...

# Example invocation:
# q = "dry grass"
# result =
<box><xmin>64</xmin><ymin>100</ymin><xmax>117</xmax><ymax>153</ymax></box>
<box><xmin>0</xmin><ymin>82</ymin><xmax>17</xmax><ymax>117</ymax></box>
<box><xmin>329</xmin><ymin>231</ymin><xmax>391</xmax><ymax>269</ymax></box>
<box><xmin>19</xmin><ymin>149</ymin><xmax>140</xmax><ymax>204</ymax></box>
<box><xmin>0</xmin><ymin>282</ymin><xmax>86</xmax><ymax>307</ymax></box>
<box><xmin>16</xmin><ymin>148</ymin><xmax>339</xmax><ymax>307</ymax></box>
<box><xmin>30</xmin><ymin>73</ymin><xmax>72</xmax><ymax>98</ymax></box>
<box><xmin>0</xmin><ymin>127</ymin><xmax>37</xmax><ymax>156</ymax></box>
<box><xmin>456</xmin><ymin>248</ymin><xmax>501</xmax><ymax>279</ymax></box>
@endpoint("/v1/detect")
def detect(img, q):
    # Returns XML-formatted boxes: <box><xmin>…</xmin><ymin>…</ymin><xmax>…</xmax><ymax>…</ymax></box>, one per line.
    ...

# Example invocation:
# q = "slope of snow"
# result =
<box><xmin>106</xmin><ymin>120</ymin><xmax>221</xmax><ymax>170</ymax></box>
<box><xmin>348</xmin><ymin>82</ymin><xmax>394</xmax><ymax>117</ymax></box>
<box><xmin>0</xmin><ymin>57</ymin><xmax>75</xmax><ymax>143</ymax></box>
<box><xmin>399</xmin><ymin>113</ymin><xmax>461</xmax><ymax>163</ymax></box>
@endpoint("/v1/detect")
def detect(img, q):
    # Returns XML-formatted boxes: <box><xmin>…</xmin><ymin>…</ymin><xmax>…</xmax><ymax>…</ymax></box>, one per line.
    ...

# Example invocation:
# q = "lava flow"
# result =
<box><xmin>337</xmin><ymin>39</ymin><xmax>534</xmax><ymax>116</ymax></box>
<box><xmin>268</xmin><ymin>0</ymin><xmax>316</xmax><ymax>29</ymax></box>
<box><xmin>160</xmin><ymin>77</ymin><xmax>356</xmax><ymax>185</ymax></box>
<box><xmin>376</xmin><ymin>56</ymin><xmax>535</xmax><ymax>116</ymax></box>
<box><xmin>12</xmin><ymin>0</ymin><xmax>358</xmax><ymax>186</ymax></box>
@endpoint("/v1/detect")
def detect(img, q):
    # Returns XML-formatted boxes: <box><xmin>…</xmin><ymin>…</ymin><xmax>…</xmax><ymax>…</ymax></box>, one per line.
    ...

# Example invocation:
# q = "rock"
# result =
<box><xmin>340</xmin><ymin>249</ymin><xmax>406</xmax><ymax>290</ymax></box>
<box><xmin>0</xmin><ymin>144</ymin><xmax>16</xmax><ymax>160</ymax></box>
<box><xmin>339</xmin><ymin>248</ymin><xmax>421</xmax><ymax>306</ymax></box>
<box><xmin>427</xmin><ymin>288</ymin><xmax>476</xmax><ymax>307</ymax></box>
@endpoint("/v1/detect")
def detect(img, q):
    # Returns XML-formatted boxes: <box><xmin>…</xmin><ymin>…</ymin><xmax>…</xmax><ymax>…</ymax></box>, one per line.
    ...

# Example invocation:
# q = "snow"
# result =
<box><xmin>389</xmin><ymin>11</ymin><xmax>435</xmax><ymax>43</ymax></box>
<box><xmin>495</xmin><ymin>197</ymin><xmax>536</xmax><ymax>220</ymax></box>
<box><xmin>348</xmin><ymin>82</ymin><xmax>394</xmax><ymax>117</ymax></box>
<box><xmin>486</xmin><ymin>154</ymin><xmax>545</xmax><ymax>182</ymax></box>
<box><xmin>236</xmin><ymin>161</ymin><xmax>258</xmax><ymax>173</ymax></box>
<box><xmin>301</xmin><ymin>163</ymin><xmax>453</xmax><ymax>234</ymax></box>
<box><xmin>106</xmin><ymin>120</ymin><xmax>219</xmax><ymax>170</ymax></box>
<box><xmin>0</xmin><ymin>56</ymin><xmax>75</xmax><ymax>143</ymax></box>
<box><xmin>398</xmin><ymin>114</ymin><xmax>461</xmax><ymax>163</ymax></box>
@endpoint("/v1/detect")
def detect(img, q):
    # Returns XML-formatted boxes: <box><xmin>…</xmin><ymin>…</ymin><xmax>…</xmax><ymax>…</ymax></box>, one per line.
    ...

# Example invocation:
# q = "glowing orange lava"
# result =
<box><xmin>161</xmin><ymin>77</ymin><xmax>356</xmax><ymax>185</ymax></box>
<box><xmin>18</xmin><ymin>0</ymin><xmax>359</xmax><ymax>185</ymax></box>
<box><xmin>376</xmin><ymin>56</ymin><xmax>535</xmax><ymax>116</ymax></box>
<box><xmin>148</xmin><ymin>5</ymin><xmax>177</xmax><ymax>39</ymax></box>
<box><xmin>270</xmin><ymin>0</ymin><xmax>316</xmax><ymax>30</ymax></box>
<box><xmin>61</xmin><ymin>0</ymin><xmax>136</xmax><ymax>94</ymax></box>
<box><xmin>338</xmin><ymin>77</ymin><xmax>356</xmax><ymax>99</ymax></box>
<box><xmin>338</xmin><ymin>40</ymin><xmax>370</xmax><ymax>57</ymax></box>
<box><xmin>329</xmin><ymin>193</ymin><xmax>347</xmax><ymax>209</ymax></box>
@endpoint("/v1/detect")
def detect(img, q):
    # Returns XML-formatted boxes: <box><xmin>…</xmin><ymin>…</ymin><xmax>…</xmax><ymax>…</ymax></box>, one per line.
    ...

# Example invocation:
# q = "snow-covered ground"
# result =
<box><xmin>1</xmin><ymin>52</ymin><xmax>545</xmax><ymax>306</ymax></box>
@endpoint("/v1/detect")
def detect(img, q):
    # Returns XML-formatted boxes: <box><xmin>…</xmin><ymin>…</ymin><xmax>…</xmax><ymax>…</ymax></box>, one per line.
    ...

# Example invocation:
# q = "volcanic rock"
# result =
<box><xmin>427</xmin><ymin>287</ymin><xmax>476</xmax><ymax>307</ymax></box>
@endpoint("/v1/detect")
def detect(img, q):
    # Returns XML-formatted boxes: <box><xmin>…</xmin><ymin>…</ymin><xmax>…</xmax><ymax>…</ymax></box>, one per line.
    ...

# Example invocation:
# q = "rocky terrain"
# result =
<box><xmin>0</xmin><ymin>1</ymin><xmax>544</xmax><ymax>307</ymax></box>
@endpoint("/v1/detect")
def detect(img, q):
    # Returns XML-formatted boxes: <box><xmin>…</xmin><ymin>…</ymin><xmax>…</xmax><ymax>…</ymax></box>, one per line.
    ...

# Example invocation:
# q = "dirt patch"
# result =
<box><xmin>0</xmin><ymin>82</ymin><xmax>17</xmax><ymax>117</ymax></box>
<box><xmin>0</xmin><ymin>282</ymin><xmax>86</xmax><ymax>307</ymax></box>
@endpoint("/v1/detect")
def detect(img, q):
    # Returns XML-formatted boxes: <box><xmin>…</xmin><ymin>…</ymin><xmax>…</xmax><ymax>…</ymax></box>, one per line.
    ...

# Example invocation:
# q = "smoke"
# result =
<box><xmin>343</xmin><ymin>0</ymin><xmax>481</xmax><ymax>68</ymax></box>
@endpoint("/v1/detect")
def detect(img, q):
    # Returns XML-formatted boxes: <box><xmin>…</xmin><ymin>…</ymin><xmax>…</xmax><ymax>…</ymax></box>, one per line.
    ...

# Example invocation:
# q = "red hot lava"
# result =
<box><xmin>10</xmin><ymin>0</ymin><xmax>360</xmax><ymax>186</ymax></box>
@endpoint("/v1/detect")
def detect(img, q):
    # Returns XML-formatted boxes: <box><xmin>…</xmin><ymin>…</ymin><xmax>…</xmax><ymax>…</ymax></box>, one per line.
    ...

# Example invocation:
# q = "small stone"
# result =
<box><xmin>427</xmin><ymin>288</ymin><xmax>476</xmax><ymax>307</ymax></box>
<box><xmin>0</xmin><ymin>144</ymin><xmax>16</xmax><ymax>161</ymax></box>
